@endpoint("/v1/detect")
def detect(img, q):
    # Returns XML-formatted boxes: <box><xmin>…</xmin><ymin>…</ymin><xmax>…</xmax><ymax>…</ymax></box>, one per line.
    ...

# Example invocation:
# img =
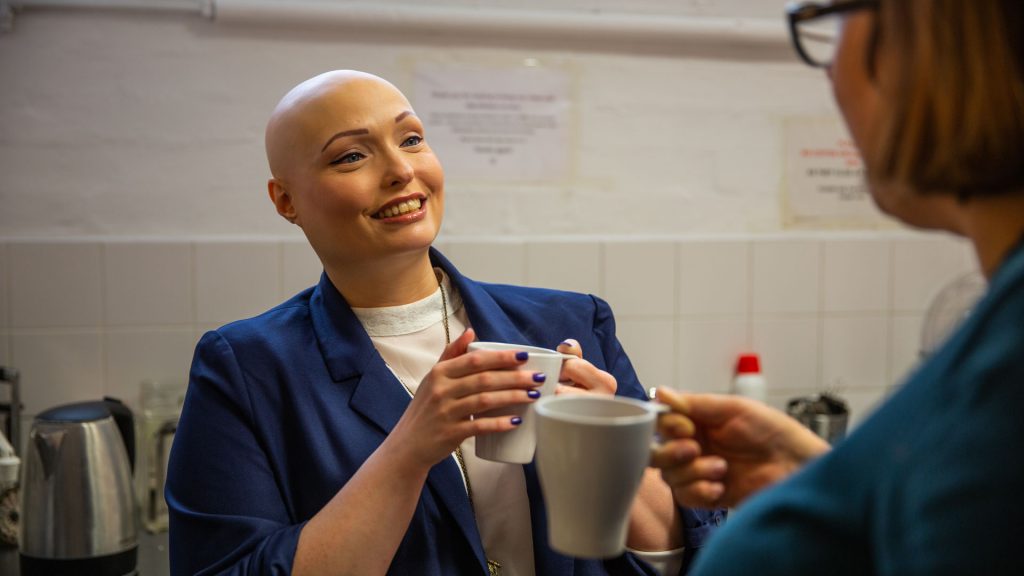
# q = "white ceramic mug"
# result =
<box><xmin>468</xmin><ymin>341</ymin><xmax>567</xmax><ymax>463</ymax></box>
<box><xmin>534</xmin><ymin>394</ymin><xmax>666</xmax><ymax>559</ymax></box>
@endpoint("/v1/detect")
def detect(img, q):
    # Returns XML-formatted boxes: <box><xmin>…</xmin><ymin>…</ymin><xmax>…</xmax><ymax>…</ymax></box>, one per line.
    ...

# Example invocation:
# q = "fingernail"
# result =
<box><xmin>532</xmin><ymin>372</ymin><xmax>546</xmax><ymax>383</ymax></box>
<box><xmin>527</xmin><ymin>389</ymin><xmax>541</xmax><ymax>399</ymax></box>
<box><xmin>511</xmin><ymin>416</ymin><xmax>523</xmax><ymax>425</ymax></box>
<box><xmin>707</xmin><ymin>483</ymin><xmax>725</xmax><ymax>500</ymax></box>
<box><xmin>560</xmin><ymin>340</ymin><xmax>573</xmax><ymax>347</ymax></box>
<box><xmin>515</xmin><ymin>351</ymin><xmax>529</xmax><ymax>361</ymax></box>
<box><xmin>710</xmin><ymin>458</ymin><xmax>728</xmax><ymax>475</ymax></box>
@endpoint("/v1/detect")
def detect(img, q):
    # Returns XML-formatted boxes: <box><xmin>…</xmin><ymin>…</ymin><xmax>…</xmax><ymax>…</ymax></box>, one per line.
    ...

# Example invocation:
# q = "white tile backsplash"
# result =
<box><xmin>525</xmin><ymin>241</ymin><xmax>602</xmax><ymax>296</ymax></box>
<box><xmin>11</xmin><ymin>331</ymin><xmax>104</xmax><ymax>415</ymax></box>
<box><xmin>751</xmin><ymin>317</ymin><xmax>820</xmax><ymax>392</ymax></box>
<box><xmin>614</xmin><ymin>318</ymin><xmax>675</xmax><ymax>391</ymax></box>
<box><xmin>0</xmin><ymin>234</ymin><xmax>975</xmax><ymax>418</ymax></box>
<box><xmin>104</xmin><ymin>242</ymin><xmax>193</xmax><ymax>326</ymax></box>
<box><xmin>443</xmin><ymin>242</ymin><xmax>526</xmax><ymax>286</ymax></box>
<box><xmin>104</xmin><ymin>329</ymin><xmax>199</xmax><ymax>410</ymax></box>
<box><xmin>603</xmin><ymin>242</ymin><xmax>675</xmax><ymax>317</ymax></box>
<box><xmin>282</xmin><ymin>241</ymin><xmax>323</xmax><ymax>299</ymax></box>
<box><xmin>892</xmin><ymin>236</ymin><xmax>974</xmax><ymax>312</ymax></box>
<box><xmin>195</xmin><ymin>242</ymin><xmax>282</xmax><ymax>325</ymax></box>
<box><xmin>678</xmin><ymin>240</ymin><xmax>749</xmax><ymax>316</ymax></box>
<box><xmin>752</xmin><ymin>240</ymin><xmax>821</xmax><ymax>315</ymax></box>
<box><xmin>821</xmin><ymin>316</ymin><xmax>889</xmax><ymax>390</ymax></box>
<box><xmin>823</xmin><ymin>239</ymin><xmax>890</xmax><ymax>313</ymax></box>
<box><xmin>675</xmin><ymin>318</ymin><xmax>750</xmax><ymax>394</ymax></box>
<box><xmin>889</xmin><ymin>314</ymin><xmax>924</xmax><ymax>386</ymax></box>
<box><xmin>10</xmin><ymin>243</ymin><xmax>103</xmax><ymax>328</ymax></box>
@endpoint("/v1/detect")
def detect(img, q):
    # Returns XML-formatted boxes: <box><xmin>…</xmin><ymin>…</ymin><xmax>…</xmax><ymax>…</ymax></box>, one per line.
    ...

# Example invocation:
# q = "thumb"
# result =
<box><xmin>438</xmin><ymin>327</ymin><xmax>475</xmax><ymax>362</ymax></box>
<box><xmin>656</xmin><ymin>388</ymin><xmax>737</xmax><ymax>427</ymax></box>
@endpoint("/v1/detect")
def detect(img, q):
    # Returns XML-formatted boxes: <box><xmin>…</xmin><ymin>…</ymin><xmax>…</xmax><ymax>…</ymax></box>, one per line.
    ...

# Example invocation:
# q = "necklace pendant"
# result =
<box><xmin>486</xmin><ymin>559</ymin><xmax>502</xmax><ymax>575</ymax></box>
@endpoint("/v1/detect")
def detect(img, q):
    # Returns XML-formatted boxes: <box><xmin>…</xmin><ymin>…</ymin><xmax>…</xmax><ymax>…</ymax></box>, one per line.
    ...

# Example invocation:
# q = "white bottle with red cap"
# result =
<box><xmin>732</xmin><ymin>353</ymin><xmax>767</xmax><ymax>403</ymax></box>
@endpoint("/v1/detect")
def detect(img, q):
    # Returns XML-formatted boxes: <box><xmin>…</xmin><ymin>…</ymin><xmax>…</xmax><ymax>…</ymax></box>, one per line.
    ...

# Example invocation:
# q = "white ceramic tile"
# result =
<box><xmin>11</xmin><ymin>331</ymin><xmax>104</xmax><ymax>415</ymax></box>
<box><xmin>195</xmin><ymin>242</ymin><xmax>281</xmax><ymax>325</ymax></box>
<box><xmin>677</xmin><ymin>240</ymin><xmax>749</xmax><ymax>316</ymax></box>
<box><xmin>104</xmin><ymin>329</ymin><xmax>198</xmax><ymax>410</ymax></box>
<box><xmin>10</xmin><ymin>243</ymin><xmax>103</xmax><ymax>328</ymax></box>
<box><xmin>752</xmin><ymin>240</ymin><xmax>821</xmax><ymax>315</ymax></box>
<box><xmin>614</xmin><ymin>318</ymin><xmax>675</xmax><ymax>392</ymax></box>
<box><xmin>751</xmin><ymin>317</ymin><xmax>820</xmax><ymax>393</ymax></box>
<box><xmin>443</xmin><ymin>242</ymin><xmax>526</xmax><ymax>285</ymax></box>
<box><xmin>889</xmin><ymin>314</ymin><xmax>925</xmax><ymax>386</ymax></box>
<box><xmin>525</xmin><ymin>241</ymin><xmax>601</xmax><ymax>295</ymax></box>
<box><xmin>823</xmin><ymin>239</ymin><xmax>890</xmax><ymax>313</ymax></box>
<box><xmin>0</xmin><ymin>244</ymin><xmax>9</xmax><ymax>329</ymax></box>
<box><xmin>675</xmin><ymin>319</ymin><xmax>750</xmax><ymax>394</ymax></box>
<box><xmin>841</xmin><ymin>387</ymin><xmax>891</xmax><ymax>430</ymax></box>
<box><xmin>603</xmin><ymin>242</ymin><xmax>675</xmax><ymax>317</ymax></box>
<box><xmin>821</xmin><ymin>316</ymin><xmax>888</xmax><ymax>390</ymax></box>
<box><xmin>282</xmin><ymin>241</ymin><xmax>323</xmax><ymax>298</ymax></box>
<box><xmin>892</xmin><ymin>236</ymin><xmax>975</xmax><ymax>312</ymax></box>
<box><xmin>104</xmin><ymin>242</ymin><xmax>193</xmax><ymax>326</ymax></box>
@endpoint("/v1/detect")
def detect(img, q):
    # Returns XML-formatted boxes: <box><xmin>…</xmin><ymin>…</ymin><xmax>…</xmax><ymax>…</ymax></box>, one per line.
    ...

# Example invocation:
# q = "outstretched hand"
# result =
<box><xmin>650</xmin><ymin>387</ymin><xmax>831</xmax><ymax>509</ymax></box>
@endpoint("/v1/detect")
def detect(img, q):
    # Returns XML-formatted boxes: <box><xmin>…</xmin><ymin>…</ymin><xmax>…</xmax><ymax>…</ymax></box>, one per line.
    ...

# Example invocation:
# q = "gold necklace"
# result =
<box><xmin>399</xmin><ymin>272</ymin><xmax>501</xmax><ymax>576</ymax></box>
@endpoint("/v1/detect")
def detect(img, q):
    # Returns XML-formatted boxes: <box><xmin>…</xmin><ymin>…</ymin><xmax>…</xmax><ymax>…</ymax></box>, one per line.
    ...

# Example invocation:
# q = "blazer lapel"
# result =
<box><xmin>309</xmin><ymin>271</ymin><xmax>489</xmax><ymax>573</ymax></box>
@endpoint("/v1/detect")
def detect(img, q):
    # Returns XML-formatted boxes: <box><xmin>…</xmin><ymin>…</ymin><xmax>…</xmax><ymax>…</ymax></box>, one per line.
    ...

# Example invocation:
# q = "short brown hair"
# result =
<box><xmin>870</xmin><ymin>0</ymin><xmax>1024</xmax><ymax>199</ymax></box>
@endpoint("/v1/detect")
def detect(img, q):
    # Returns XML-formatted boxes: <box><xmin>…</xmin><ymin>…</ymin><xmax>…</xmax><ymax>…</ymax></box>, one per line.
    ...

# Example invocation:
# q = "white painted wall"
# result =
<box><xmin>0</xmin><ymin>1</ymin><xmax>839</xmax><ymax>238</ymax></box>
<box><xmin>0</xmin><ymin>2</ymin><xmax>978</xmax><ymax>439</ymax></box>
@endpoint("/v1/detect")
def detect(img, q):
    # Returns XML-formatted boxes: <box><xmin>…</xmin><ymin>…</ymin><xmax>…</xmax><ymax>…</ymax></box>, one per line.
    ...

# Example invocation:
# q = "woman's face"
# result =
<box><xmin>828</xmin><ymin>8</ymin><xmax>956</xmax><ymax>229</ymax></box>
<box><xmin>277</xmin><ymin>77</ymin><xmax>444</xmax><ymax>271</ymax></box>
<box><xmin>829</xmin><ymin>9</ymin><xmax>882</xmax><ymax>179</ymax></box>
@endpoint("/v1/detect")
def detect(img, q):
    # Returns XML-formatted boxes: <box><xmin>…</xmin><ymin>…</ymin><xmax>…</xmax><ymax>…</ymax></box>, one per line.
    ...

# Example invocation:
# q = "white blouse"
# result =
<box><xmin>351</xmin><ymin>270</ymin><xmax>536</xmax><ymax>576</ymax></box>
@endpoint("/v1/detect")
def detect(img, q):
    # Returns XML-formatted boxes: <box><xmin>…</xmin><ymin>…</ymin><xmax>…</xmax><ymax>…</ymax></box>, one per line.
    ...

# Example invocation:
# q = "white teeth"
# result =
<box><xmin>377</xmin><ymin>198</ymin><xmax>422</xmax><ymax>218</ymax></box>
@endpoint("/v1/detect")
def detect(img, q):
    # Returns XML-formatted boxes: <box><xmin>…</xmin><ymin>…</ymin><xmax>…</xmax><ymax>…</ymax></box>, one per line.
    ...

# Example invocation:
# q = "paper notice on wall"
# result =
<box><xmin>414</xmin><ymin>64</ymin><xmax>571</xmax><ymax>182</ymax></box>
<box><xmin>783</xmin><ymin>116</ymin><xmax>883</xmax><ymax>227</ymax></box>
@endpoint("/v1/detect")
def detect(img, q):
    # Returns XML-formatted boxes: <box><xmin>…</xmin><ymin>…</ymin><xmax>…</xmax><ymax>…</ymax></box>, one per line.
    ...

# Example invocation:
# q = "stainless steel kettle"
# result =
<box><xmin>19</xmin><ymin>397</ymin><xmax>138</xmax><ymax>576</ymax></box>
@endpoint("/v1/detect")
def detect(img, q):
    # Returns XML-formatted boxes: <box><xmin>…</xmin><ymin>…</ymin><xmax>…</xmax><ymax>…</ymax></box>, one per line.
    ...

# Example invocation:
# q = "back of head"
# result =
<box><xmin>870</xmin><ymin>0</ymin><xmax>1024</xmax><ymax>199</ymax></box>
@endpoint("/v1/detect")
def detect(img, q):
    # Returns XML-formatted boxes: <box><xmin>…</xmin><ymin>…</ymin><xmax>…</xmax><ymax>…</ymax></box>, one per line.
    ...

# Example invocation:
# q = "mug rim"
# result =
<box><xmin>535</xmin><ymin>395</ymin><xmax>659</xmax><ymax>426</ymax></box>
<box><xmin>468</xmin><ymin>341</ymin><xmax>566</xmax><ymax>358</ymax></box>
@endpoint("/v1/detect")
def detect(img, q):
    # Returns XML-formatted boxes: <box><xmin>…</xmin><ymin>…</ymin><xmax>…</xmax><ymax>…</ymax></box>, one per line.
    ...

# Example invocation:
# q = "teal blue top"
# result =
<box><xmin>692</xmin><ymin>236</ymin><xmax>1024</xmax><ymax>575</ymax></box>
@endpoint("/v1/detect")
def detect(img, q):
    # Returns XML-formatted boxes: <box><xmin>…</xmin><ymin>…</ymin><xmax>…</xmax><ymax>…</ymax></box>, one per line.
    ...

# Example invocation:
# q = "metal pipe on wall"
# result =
<box><xmin>210</xmin><ymin>1</ymin><xmax>787</xmax><ymax>48</ymax></box>
<box><xmin>4</xmin><ymin>0</ymin><xmax>788</xmax><ymax>49</ymax></box>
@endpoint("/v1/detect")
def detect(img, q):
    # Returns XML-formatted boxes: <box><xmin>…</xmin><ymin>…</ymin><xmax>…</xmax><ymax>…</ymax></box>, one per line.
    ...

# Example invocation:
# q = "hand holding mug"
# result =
<box><xmin>649</xmin><ymin>387</ymin><xmax>831</xmax><ymax>509</ymax></box>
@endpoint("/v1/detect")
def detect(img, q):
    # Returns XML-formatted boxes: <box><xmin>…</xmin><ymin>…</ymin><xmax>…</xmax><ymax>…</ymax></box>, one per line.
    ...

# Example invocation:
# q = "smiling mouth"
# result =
<box><xmin>372</xmin><ymin>197</ymin><xmax>424</xmax><ymax>219</ymax></box>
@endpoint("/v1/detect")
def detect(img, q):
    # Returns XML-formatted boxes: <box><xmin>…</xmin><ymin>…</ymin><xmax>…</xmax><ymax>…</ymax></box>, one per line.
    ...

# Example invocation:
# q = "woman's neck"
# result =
<box><xmin>961</xmin><ymin>192</ymin><xmax>1024</xmax><ymax>278</ymax></box>
<box><xmin>324</xmin><ymin>249</ymin><xmax>439</xmax><ymax>308</ymax></box>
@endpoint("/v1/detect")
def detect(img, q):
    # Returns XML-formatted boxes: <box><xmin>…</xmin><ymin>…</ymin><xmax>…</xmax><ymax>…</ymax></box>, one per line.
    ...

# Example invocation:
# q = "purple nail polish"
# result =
<box><xmin>532</xmin><ymin>372</ymin><xmax>546</xmax><ymax>383</ymax></box>
<box><xmin>560</xmin><ymin>340</ymin><xmax>573</xmax><ymax>347</ymax></box>
<box><xmin>527</xmin><ymin>389</ymin><xmax>541</xmax><ymax>399</ymax></box>
<box><xmin>511</xmin><ymin>416</ymin><xmax>523</xmax><ymax>425</ymax></box>
<box><xmin>515</xmin><ymin>351</ymin><xmax>529</xmax><ymax>361</ymax></box>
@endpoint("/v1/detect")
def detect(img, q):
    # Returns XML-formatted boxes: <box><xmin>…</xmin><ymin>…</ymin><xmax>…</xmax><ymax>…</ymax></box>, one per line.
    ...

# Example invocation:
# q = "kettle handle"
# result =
<box><xmin>103</xmin><ymin>396</ymin><xmax>136</xmax><ymax>472</ymax></box>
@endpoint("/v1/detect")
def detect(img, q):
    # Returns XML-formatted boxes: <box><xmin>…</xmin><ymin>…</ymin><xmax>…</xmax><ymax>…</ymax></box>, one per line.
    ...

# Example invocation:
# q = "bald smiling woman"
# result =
<box><xmin>166</xmin><ymin>71</ymin><xmax>723</xmax><ymax>576</ymax></box>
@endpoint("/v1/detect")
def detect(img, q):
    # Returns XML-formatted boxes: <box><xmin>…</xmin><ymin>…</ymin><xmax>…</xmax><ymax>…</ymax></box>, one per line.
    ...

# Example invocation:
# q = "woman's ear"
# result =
<box><xmin>268</xmin><ymin>178</ymin><xmax>298</xmax><ymax>224</ymax></box>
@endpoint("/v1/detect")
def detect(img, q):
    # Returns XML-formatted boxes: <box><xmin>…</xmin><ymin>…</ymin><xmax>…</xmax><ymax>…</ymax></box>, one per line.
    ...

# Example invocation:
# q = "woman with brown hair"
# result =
<box><xmin>651</xmin><ymin>1</ymin><xmax>1024</xmax><ymax>573</ymax></box>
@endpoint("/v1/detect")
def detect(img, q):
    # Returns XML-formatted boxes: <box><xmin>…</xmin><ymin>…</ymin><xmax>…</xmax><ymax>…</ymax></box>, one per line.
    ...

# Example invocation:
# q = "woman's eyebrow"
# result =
<box><xmin>395</xmin><ymin>110</ymin><xmax>415</xmax><ymax>123</ymax></box>
<box><xmin>321</xmin><ymin>128</ymin><xmax>369</xmax><ymax>153</ymax></box>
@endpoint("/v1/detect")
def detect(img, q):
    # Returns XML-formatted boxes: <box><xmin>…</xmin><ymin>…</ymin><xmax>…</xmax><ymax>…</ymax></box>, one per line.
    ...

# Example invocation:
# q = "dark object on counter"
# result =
<box><xmin>786</xmin><ymin>392</ymin><xmax>849</xmax><ymax>445</ymax></box>
<box><xmin>19</xmin><ymin>398</ymin><xmax>138</xmax><ymax>576</ymax></box>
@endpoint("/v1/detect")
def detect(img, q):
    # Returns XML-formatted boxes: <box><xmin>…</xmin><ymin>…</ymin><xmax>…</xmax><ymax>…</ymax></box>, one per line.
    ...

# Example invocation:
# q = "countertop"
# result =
<box><xmin>0</xmin><ymin>530</ymin><xmax>170</xmax><ymax>576</ymax></box>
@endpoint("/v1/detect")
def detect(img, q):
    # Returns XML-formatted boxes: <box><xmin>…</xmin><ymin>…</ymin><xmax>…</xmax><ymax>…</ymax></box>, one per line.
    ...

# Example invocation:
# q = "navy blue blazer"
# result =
<box><xmin>167</xmin><ymin>249</ymin><xmax>723</xmax><ymax>575</ymax></box>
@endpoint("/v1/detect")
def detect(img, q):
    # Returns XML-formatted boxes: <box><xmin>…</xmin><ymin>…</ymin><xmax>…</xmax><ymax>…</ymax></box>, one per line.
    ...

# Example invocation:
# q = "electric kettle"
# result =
<box><xmin>19</xmin><ymin>397</ymin><xmax>138</xmax><ymax>576</ymax></box>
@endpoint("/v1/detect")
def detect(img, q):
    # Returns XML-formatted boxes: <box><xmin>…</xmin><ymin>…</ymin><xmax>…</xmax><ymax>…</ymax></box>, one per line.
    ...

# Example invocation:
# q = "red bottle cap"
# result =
<box><xmin>736</xmin><ymin>353</ymin><xmax>761</xmax><ymax>374</ymax></box>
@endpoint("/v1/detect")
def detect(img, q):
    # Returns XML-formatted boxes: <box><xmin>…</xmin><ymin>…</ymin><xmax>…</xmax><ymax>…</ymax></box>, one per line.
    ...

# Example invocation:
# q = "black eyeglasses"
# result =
<box><xmin>786</xmin><ymin>1</ymin><xmax>880</xmax><ymax>68</ymax></box>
